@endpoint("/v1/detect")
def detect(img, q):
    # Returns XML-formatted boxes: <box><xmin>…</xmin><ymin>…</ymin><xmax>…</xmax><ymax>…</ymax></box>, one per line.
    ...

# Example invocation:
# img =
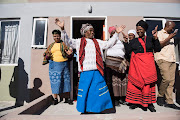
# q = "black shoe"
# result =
<box><xmin>141</xmin><ymin>107</ymin><xmax>147</xmax><ymax>111</ymax></box>
<box><xmin>148</xmin><ymin>104</ymin><xmax>156</xmax><ymax>112</ymax></box>
<box><xmin>119</xmin><ymin>99</ymin><xmax>125</xmax><ymax>104</ymax></box>
<box><xmin>64</xmin><ymin>98</ymin><xmax>74</xmax><ymax>105</ymax></box>
<box><xmin>115</xmin><ymin>100</ymin><xmax>120</xmax><ymax>106</ymax></box>
<box><xmin>157</xmin><ymin>97</ymin><xmax>165</xmax><ymax>106</ymax></box>
<box><xmin>64</xmin><ymin>98</ymin><xmax>69</xmax><ymax>103</ymax></box>
<box><xmin>164</xmin><ymin>103</ymin><xmax>180</xmax><ymax>110</ymax></box>
<box><xmin>122</xmin><ymin>102</ymin><xmax>129</xmax><ymax>105</ymax></box>
<box><xmin>52</xmin><ymin>98</ymin><xmax>58</xmax><ymax>105</ymax></box>
<box><xmin>68</xmin><ymin>100</ymin><xmax>74</xmax><ymax>105</ymax></box>
<box><xmin>60</xmin><ymin>97</ymin><xmax>63</xmax><ymax>102</ymax></box>
<box><xmin>129</xmin><ymin>104</ymin><xmax>138</xmax><ymax>109</ymax></box>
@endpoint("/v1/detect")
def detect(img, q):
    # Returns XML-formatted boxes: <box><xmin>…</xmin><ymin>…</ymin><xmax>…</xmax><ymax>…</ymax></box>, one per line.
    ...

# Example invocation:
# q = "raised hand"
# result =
<box><xmin>55</xmin><ymin>18</ymin><xmax>64</xmax><ymax>30</ymax></box>
<box><xmin>122</xmin><ymin>32</ymin><xmax>128</xmax><ymax>43</ymax></box>
<box><xmin>168</xmin><ymin>32</ymin><xmax>177</xmax><ymax>39</ymax></box>
<box><xmin>46</xmin><ymin>51</ymin><xmax>52</xmax><ymax>58</ymax></box>
<box><xmin>116</xmin><ymin>25</ymin><xmax>126</xmax><ymax>33</ymax></box>
<box><xmin>152</xmin><ymin>25</ymin><xmax>158</xmax><ymax>40</ymax></box>
<box><xmin>65</xmin><ymin>48</ymin><xmax>73</xmax><ymax>55</ymax></box>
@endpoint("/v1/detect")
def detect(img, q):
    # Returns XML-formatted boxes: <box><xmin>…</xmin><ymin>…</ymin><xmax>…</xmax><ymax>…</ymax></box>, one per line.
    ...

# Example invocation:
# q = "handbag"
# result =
<box><xmin>9</xmin><ymin>79</ymin><xmax>17</xmax><ymax>98</ymax></box>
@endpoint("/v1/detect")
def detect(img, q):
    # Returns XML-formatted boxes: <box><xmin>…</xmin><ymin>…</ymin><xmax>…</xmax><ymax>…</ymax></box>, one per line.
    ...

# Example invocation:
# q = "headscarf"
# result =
<box><xmin>108</xmin><ymin>26</ymin><xmax>116</xmax><ymax>34</ymax></box>
<box><xmin>136</xmin><ymin>20</ymin><xmax>148</xmax><ymax>31</ymax></box>
<box><xmin>128</xmin><ymin>29</ymin><xmax>136</xmax><ymax>35</ymax></box>
<box><xmin>80</xmin><ymin>23</ymin><xmax>93</xmax><ymax>36</ymax></box>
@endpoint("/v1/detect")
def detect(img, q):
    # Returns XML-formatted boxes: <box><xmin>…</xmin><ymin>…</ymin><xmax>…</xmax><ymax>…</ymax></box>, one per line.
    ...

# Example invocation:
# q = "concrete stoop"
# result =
<box><xmin>1</xmin><ymin>95</ymin><xmax>52</xmax><ymax>120</ymax></box>
<box><xmin>1</xmin><ymin>95</ymin><xmax>180</xmax><ymax>120</ymax></box>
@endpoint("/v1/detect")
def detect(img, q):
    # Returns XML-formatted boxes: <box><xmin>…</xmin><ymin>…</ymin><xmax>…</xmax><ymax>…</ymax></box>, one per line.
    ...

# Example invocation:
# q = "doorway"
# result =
<box><xmin>70</xmin><ymin>16</ymin><xmax>107</xmax><ymax>100</ymax></box>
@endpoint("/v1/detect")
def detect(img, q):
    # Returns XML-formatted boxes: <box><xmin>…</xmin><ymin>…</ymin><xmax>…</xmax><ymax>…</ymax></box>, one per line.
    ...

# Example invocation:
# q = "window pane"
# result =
<box><xmin>0</xmin><ymin>21</ymin><xmax>19</xmax><ymax>64</ymax></box>
<box><xmin>173</xmin><ymin>21</ymin><xmax>180</xmax><ymax>63</ymax></box>
<box><xmin>173</xmin><ymin>21</ymin><xmax>180</xmax><ymax>37</ymax></box>
<box><xmin>33</xmin><ymin>20</ymin><xmax>46</xmax><ymax>45</ymax></box>
<box><xmin>145</xmin><ymin>20</ymin><xmax>163</xmax><ymax>37</ymax></box>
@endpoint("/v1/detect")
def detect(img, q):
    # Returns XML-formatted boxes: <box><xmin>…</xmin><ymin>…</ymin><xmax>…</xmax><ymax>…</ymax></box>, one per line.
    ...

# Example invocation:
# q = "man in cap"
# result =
<box><xmin>55</xmin><ymin>18</ymin><xmax>126</xmax><ymax>113</ymax></box>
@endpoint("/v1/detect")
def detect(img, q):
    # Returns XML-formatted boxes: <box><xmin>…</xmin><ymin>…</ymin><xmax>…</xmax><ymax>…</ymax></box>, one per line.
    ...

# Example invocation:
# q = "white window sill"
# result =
<box><xmin>0</xmin><ymin>64</ymin><xmax>18</xmax><ymax>66</ymax></box>
<box><xmin>31</xmin><ymin>46</ymin><xmax>47</xmax><ymax>49</ymax></box>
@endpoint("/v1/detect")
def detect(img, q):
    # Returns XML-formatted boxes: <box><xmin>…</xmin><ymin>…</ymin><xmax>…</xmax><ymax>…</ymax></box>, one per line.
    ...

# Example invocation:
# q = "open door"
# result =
<box><xmin>70</xmin><ymin>17</ymin><xmax>107</xmax><ymax>100</ymax></box>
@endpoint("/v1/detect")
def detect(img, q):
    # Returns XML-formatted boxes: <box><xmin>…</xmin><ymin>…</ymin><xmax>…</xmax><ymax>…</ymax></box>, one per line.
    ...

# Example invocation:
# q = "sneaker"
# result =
<box><xmin>148</xmin><ymin>104</ymin><xmax>156</xmax><ymax>112</ymax></box>
<box><xmin>164</xmin><ymin>103</ymin><xmax>180</xmax><ymax>110</ymax></box>
<box><xmin>157</xmin><ymin>97</ymin><xmax>165</xmax><ymax>106</ymax></box>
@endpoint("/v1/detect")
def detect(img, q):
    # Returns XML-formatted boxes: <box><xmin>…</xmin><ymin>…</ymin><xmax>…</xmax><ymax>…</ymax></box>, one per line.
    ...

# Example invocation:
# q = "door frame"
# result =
<box><xmin>70</xmin><ymin>16</ymin><xmax>107</xmax><ymax>39</ymax></box>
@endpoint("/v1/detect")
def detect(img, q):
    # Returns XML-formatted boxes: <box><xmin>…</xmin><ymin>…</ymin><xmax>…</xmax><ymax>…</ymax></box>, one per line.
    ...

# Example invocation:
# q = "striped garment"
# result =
<box><xmin>42</xmin><ymin>40</ymin><xmax>69</xmax><ymax>65</ymax></box>
<box><xmin>126</xmin><ymin>37</ymin><xmax>157</xmax><ymax>107</ymax></box>
<box><xmin>126</xmin><ymin>82</ymin><xmax>156</xmax><ymax>107</ymax></box>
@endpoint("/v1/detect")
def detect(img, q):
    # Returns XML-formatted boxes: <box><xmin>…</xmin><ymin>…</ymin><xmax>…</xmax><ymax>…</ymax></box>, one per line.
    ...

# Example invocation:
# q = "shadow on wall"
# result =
<box><xmin>9</xmin><ymin>58</ymin><xmax>45</xmax><ymax>104</ymax></box>
<box><xmin>9</xmin><ymin>58</ymin><xmax>29</xmax><ymax>107</ymax></box>
<box><xmin>27</xmin><ymin>78</ymin><xmax>45</xmax><ymax>103</ymax></box>
<box><xmin>0</xmin><ymin>58</ymin><xmax>45</xmax><ymax>114</ymax></box>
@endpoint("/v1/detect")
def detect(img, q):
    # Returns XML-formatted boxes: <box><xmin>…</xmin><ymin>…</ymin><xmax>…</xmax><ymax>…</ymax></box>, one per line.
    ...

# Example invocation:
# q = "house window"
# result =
<box><xmin>31</xmin><ymin>18</ymin><xmax>48</xmax><ymax>48</ymax></box>
<box><xmin>144</xmin><ymin>18</ymin><xmax>166</xmax><ymax>37</ymax></box>
<box><xmin>144</xmin><ymin>18</ymin><xmax>180</xmax><ymax>37</ymax></box>
<box><xmin>144</xmin><ymin>18</ymin><xmax>180</xmax><ymax>69</ymax></box>
<box><xmin>172</xmin><ymin>20</ymin><xmax>180</xmax><ymax>37</ymax></box>
<box><xmin>172</xmin><ymin>20</ymin><xmax>180</xmax><ymax>68</ymax></box>
<box><xmin>0</xmin><ymin>20</ymin><xmax>20</xmax><ymax>65</ymax></box>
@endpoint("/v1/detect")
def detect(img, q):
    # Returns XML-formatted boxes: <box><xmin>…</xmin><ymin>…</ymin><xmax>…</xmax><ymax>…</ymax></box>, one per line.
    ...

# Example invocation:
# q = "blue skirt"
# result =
<box><xmin>49</xmin><ymin>60</ymin><xmax>70</xmax><ymax>94</ymax></box>
<box><xmin>76</xmin><ymin>70</ymin><xmax>113</xmax><ymax>113</ymax></box>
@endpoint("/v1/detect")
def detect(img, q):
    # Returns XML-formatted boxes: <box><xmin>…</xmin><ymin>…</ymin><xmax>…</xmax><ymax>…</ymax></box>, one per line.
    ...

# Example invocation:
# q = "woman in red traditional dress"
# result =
<box><xmin>125</xmin><ymin>20</ymin><xmax>161</xmax><ymax>112</ymax></box>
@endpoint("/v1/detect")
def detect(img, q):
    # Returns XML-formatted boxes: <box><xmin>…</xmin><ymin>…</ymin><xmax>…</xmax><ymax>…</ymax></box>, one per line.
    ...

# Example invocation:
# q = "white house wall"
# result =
<box><xmin>0</xmin><ymin>2</ymin><xmax>179</xmax><ymax>101</ymax></box>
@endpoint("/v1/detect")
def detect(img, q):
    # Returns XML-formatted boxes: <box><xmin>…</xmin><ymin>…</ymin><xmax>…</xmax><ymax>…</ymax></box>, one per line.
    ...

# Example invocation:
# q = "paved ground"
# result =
<box><xmin>1</xmin><ymin>100</ymin><xmax>180</xmax><ymax>120</ymax></box>
<box><xmin>41</xmin><ymin>100</ymin><xmax>180</xmax><ymax>120</ymax></box>
<box><xmin>0</xmin><ymin>101</ymin><xmax>17</xmax><ymax>118</ymax></box>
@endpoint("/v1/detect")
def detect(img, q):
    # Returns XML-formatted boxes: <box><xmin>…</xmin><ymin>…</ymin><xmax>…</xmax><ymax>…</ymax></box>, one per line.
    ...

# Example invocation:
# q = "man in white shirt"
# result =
<box><xmin>154</xmin><ymin>21</ymin><xmax>180</xmax><ymax>110</ymax></box>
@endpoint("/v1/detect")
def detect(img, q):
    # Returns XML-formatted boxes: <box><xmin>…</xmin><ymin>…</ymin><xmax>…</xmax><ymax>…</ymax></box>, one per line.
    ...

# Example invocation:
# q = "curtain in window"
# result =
<box><xmin>0</xmin><ymin>21</ymin><xmax>19</xmax><ymax>64</ymax></box>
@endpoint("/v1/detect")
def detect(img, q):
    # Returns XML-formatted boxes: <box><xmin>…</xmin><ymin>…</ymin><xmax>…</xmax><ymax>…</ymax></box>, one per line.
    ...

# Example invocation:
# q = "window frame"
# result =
<box><xmin>71</xmin><ymin>16</ymin><xmax>107</xmax><ymax>40</ymax></box>
<box><xmin>0</xmin><ymin>19</ymin><xmax>20</xmax><ymax>66</ymax></box>
<box><xmin>143</xmin><ymin>18</ymin><xmax>166</xmax><ymax>29</ymax></box>
<box><xmin>144</xmin><ymin>17</ymin><xmax>180</xmax><ymax>68</ymax></box>
<box><xmin>31</xmin><ymin>18</ymin><xmax>48</xmax><ymax>48</ymax></box>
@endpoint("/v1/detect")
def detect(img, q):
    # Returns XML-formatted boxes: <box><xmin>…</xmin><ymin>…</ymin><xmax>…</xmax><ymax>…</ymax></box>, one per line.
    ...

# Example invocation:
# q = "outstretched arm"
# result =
<box><xmin>152</xmin><ymin>25</ymin><xmax>161</xmax><ymax>52</ymax></box>
<box><xmin>100</xmin><ymin>25</ymin><xmax>126</xmax><ymax>49</ymax></box>
<box><xmin>158</xmin><ymin>28</ymin><xmax>177</xmax><ymax>47</ymax></box>
<box><xmin>55</xmin><ymin>18</ymin><xmax>76</xmax><ymax>49</ymax></box>
<box><xmin>122</xmin><ymin>32</ymin><xmax>128</xmax><ymax>43</ymax></box>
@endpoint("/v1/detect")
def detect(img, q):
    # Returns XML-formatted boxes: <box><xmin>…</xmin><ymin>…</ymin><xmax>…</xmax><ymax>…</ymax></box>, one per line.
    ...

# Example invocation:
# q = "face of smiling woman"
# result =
<box><xmin>136</xmin><ymin>26</ymin><xmax>145</xmax><ymax>38</ymax></box>
<box><xmin>53</xmin><ymin>33</ymin><xmax>61</xmax><ymax>43</ymax></box>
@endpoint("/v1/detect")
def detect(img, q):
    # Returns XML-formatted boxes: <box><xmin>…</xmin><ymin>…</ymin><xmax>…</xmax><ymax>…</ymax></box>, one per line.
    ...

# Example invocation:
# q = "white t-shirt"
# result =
<box><xmin>106</xmin><ymin>40</ymin><xmax>125</xmax><ymax>58</ymax></box>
